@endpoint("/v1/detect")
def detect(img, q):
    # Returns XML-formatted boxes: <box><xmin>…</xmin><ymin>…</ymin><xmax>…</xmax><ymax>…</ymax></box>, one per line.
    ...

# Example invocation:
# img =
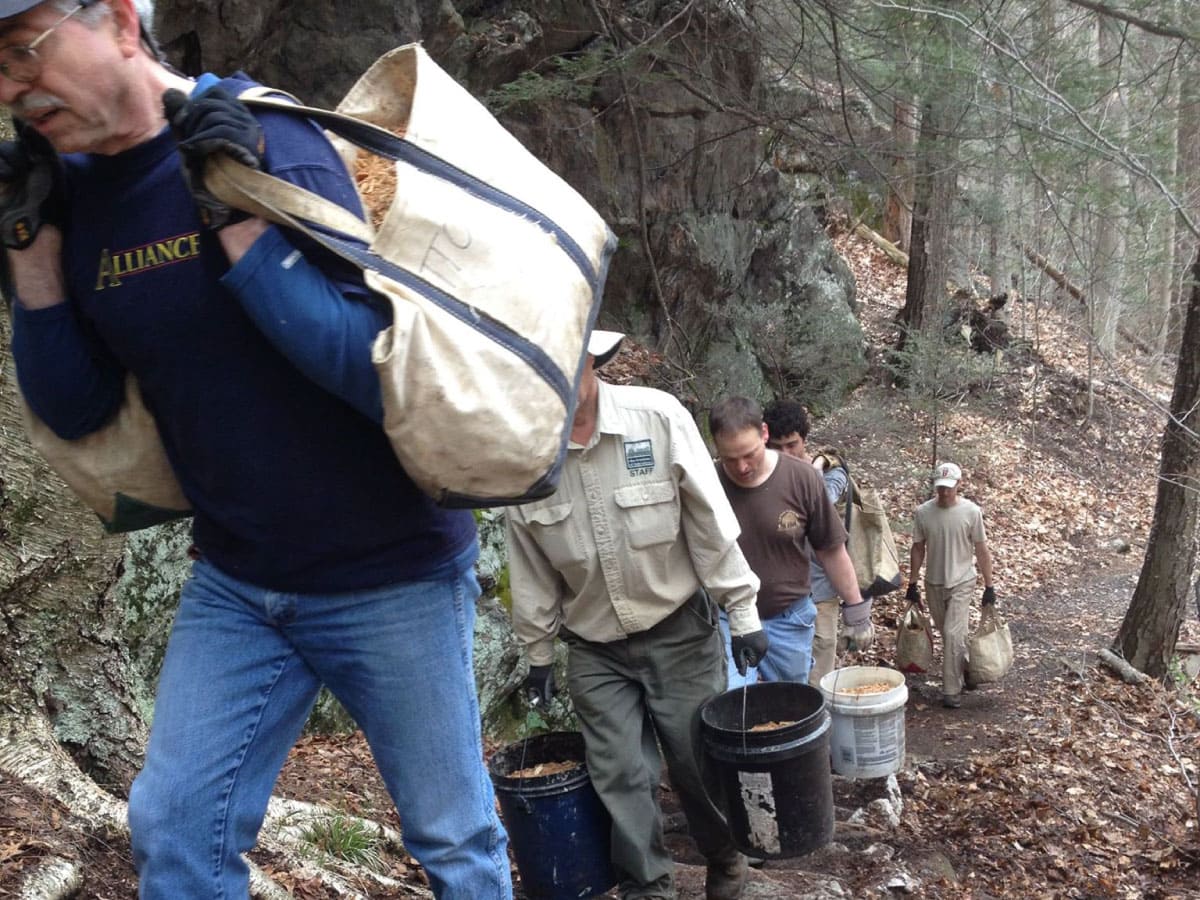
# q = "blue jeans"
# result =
<box><xmin>128</xmin><ymin>559</ymin><xmax>511</xmax><ymax>900</ymax></box>
<box><xmin>719</xmin><ymin>595</ymin><xmax>818</xmax><ymax>689</ymax></box>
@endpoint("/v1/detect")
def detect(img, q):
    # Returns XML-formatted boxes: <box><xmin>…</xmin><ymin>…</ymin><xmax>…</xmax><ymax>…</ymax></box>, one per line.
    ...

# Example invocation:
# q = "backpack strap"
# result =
<box><xmin>840</xmin><ymin>459</ymin><xmax>853</xmax><ymax>536</ymax></box>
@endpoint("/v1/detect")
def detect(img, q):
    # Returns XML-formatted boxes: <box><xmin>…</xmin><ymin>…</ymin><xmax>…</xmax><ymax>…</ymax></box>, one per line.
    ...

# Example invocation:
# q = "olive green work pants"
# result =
<box><xmin>563</xmin><ymin>591</ymin><xmax>738</xmax><ymax>899</ymax></box>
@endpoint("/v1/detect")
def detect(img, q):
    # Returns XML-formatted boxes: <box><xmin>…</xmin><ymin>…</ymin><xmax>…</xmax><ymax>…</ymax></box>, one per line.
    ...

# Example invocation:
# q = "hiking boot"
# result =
<box><xmin>942</xmin><ymin>693</ymin><xmax>962</xmax><ymax>708</ymax></box>
<box><xmin>705</xmin><ymin>852</ymin><xmax>748</xmax><ymax>899</ymax></box>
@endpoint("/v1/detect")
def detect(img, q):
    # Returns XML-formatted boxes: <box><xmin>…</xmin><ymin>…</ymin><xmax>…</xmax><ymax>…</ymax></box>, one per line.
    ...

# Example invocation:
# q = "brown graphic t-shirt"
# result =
<box><xmin>717</xmin><ymin>454</ymin><xmax>847</xmax><ymax>618</ymax></box>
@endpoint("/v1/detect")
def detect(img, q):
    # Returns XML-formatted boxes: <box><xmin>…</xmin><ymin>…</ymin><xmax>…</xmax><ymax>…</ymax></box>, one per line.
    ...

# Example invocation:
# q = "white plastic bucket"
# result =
<box><xmin>818</xmin><ymin>666</ymin><xmax>907</xmax><ymax>779</ymax></box>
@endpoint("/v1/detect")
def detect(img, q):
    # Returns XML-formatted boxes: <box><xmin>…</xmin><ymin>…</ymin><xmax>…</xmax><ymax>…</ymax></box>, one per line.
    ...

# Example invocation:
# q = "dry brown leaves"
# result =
<box><xmin>825</xmin><ymin>226</ymin><xmax>1200</xmax><ymax>898</ymax></box>
<box><xmin>901</xmin><ymin>671</ymin><xmax>1200</xmax><ymax>898</ymax></box>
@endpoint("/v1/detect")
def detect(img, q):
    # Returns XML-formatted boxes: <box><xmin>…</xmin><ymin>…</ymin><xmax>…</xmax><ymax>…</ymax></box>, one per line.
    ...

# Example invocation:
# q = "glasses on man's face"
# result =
<box><xmin>0</xmin><ymin>2</ymin><xmax>91</xmax><ymax>85</ymax></box>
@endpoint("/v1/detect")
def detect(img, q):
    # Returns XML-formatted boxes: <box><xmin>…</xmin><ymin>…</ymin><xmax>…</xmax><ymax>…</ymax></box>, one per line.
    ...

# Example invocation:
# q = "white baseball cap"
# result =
<box><xmin>587</xmin><ymin>330</ymin><xmax>625</xmax><ymax>368</ymax></box>
<box><xmin>933</xmin><ymin>462</ymin><xmax>962</xmax><ymax>488</ymax></box>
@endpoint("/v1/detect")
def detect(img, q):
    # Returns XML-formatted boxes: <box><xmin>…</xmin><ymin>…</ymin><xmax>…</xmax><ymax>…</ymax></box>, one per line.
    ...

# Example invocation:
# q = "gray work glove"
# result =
<box><xmin>0</xmin><ymin>123</ymin><xmax>64</xmax><ymax>250</ymax></box>
<box><xmin>839</xmin><ymin>597</ymin><xmax>875</xmax><ymax>652</ymax></box>
<box><xmin>163</xmin><ymin>86</ymin><xmax>264</xmax><ymax>229</ymax></box>
<box><xmin>524</xmin><ymin>664</ymin><xmax>554</xmax><ymax>707</ymax></box>
<box><xmin>731</xmin><ymin>629</ymin><xmax>769</xmax><ymax>676</ymax></box>
<box><xmin>982</xmin><ymin>586</ymin><xmax>997</xmax><ymax>606</ymax></box>
<box><xmin>905</xmin><ymin>582</ymin><xmax>921</xmax><ymax>606</ymax></box>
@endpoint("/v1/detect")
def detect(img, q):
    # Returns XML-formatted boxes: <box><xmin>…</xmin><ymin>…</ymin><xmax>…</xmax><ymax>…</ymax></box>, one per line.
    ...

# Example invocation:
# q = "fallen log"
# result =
<box><xmin>854</xmin><ymin>222</ymin><xmax>909</xmax><ymax>268</ymax></box>
<box><xmin>1018</xmin><ymin>244</ymin><xmax>1153</xmax><ymax>354</ymax></box>
<box><xmin>1097</xmin><ymin>647</ymin><xmax>1149</xmax><ymax>684</ymax></box>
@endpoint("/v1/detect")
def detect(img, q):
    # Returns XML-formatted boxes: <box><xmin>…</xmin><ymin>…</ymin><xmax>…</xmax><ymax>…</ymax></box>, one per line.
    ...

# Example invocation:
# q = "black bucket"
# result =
<box><xmin>700</xmin><ymin>682</ymin><xmax>834</xmax><ymax>859</ymax></box>
<box><xmin>489</xmin><ymin>731</ymin><xmax>616</xmax><ymax>900</ymax></box>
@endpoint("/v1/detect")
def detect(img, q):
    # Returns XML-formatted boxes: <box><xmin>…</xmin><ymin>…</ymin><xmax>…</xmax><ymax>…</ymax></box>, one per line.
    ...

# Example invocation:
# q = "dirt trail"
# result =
<box><xmin>903</xmin><ymin>557</ymin><xmax>1142</xmax><ymax>760</ymax></box>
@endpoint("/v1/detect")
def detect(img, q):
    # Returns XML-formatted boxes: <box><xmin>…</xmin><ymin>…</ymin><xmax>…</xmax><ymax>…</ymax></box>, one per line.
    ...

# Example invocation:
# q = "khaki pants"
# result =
<box><xmin>926</xmin><ymin>579</ymin><xmax>974</xmax><ymax>696</ymax></box>
<box><xmin>564</xmin><ymin>591</ymin><xmax>737</xmax><ymax>899</ymax></box>
<box><xmin>808</xmin><ymin>600</ymin><xmax>840</xmax><ymax>686</ymax></box>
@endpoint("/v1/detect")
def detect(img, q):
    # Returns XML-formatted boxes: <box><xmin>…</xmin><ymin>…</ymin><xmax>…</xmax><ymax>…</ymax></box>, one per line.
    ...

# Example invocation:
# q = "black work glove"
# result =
<box><xmin>163</xmin><ymin>86</ymin><xmax>264</xmax><ymax>229</ymax></box>
<box><xmin>0</xmin><ymin>122</ymin><xmax>64</xmax><ymax>249</ymax></box>
<box><xmin>982</xmin><ymin>586</ymin><xmax>997</xmax><ymax>606</ymax></box>
<box><xmin>731</xmin><ymin>629</ymin><xmax>769</xmax><ymax>676</ymax></box>
<box><xmin>905</xmin><ymin>582</ymin><xmax>921</xmax><ymax>606</ymax></box>
<box><xmin>524</xmin><ymin>664</ymin><xmax>554</xmax><ymax>707</ymax></box>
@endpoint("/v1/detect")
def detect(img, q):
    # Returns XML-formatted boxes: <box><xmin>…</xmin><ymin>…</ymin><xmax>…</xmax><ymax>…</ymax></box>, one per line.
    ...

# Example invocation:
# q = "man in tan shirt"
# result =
<box><xmin>506</xmin><ymin>331</ymin><xmax>767</xmax><ymax>900</ymax></box>
<box><xmin>908</xmin><ymin>462</ymin><xmax>996</xmax><ymax>708</ymax></box>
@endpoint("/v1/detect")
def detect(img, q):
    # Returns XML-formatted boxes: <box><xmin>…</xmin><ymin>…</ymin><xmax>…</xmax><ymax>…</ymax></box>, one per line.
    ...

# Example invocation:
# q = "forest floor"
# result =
<box><xmin>2</xmin><ymin>227</ymin><xmax>1199</xmax><ymax>898</ymax></box>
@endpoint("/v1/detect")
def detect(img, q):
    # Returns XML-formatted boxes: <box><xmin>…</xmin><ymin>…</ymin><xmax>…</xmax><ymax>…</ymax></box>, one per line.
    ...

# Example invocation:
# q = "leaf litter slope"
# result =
<box><xmin>1</xmin><ymin>226</ymin><xmax>1198</xmax><ymax>898</ymax></box>
<box><xmin>819</xmin><ymin>226</ymin><xmax>1200</xmax><ymax>899</ymax></box>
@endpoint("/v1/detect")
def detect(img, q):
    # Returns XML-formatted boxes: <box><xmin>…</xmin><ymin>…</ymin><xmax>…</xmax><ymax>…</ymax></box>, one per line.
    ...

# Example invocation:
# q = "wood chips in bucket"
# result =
<box><xmin>510</xmin><ymin>760</ymin><xmax>582</xmax><ymax>779</ymax></box>
<box><xmin>749</xmin><ymin>720</ymin><xmax>798</xmax><ymax>732</ymax></box>
<box><xmin>837</xmin><ymin>682</ymin><xmax>894</xmax><ymax>695</ymax></box>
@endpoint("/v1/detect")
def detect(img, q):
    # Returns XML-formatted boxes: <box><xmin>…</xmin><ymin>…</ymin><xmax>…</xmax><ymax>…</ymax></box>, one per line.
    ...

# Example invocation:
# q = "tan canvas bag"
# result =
<box><xmin>895</xmin><ymin>602</ymin><xmax>935</xmax><ymax>674</ymax></box>
<box><xmin>17</xmin><ymin>376</ymin><xmax>191</xmax><ymax>532</ymax></box>
<box><xmin>14</xmin><ymin>45</ymin><xmax>613</xmax><ymax>527</ymax></box>
<box><xmin>210</xmin><ymin>44</ymin><xmax>615</xmax><ymax>507</ymax></box>
<box><xmin>818</xmin><ymin>450</ymin><xmax>902</xmax><ymax>597</ymax></box>
<box><xmin>968</xmin><ymin>605</ymin><xmax>1014</xmax><ymax>683</ymax></box>
<box><xmin>845</xmin><ymin>479</ymin><xmax>902</xmax><ymax>596</ymax></box>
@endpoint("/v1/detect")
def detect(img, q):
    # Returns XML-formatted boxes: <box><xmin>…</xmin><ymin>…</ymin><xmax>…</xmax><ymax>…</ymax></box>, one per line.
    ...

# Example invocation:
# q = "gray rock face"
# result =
<box><xmin>153</xmin><ymin>0</ymin><xmax>860</xmax><ymax>405</ymax></box>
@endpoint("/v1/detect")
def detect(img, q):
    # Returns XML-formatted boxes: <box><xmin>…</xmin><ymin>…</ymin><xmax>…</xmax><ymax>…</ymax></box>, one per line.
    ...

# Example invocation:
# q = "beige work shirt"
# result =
<box><xmin>912</xmin><ymin>497</ymin><xmax>988</xmax><ymax>588</ymax></box>
<box><xmin>506</xmin><ymin>380</ymin><xmax>762</xmax><ymax>665</ymax></box>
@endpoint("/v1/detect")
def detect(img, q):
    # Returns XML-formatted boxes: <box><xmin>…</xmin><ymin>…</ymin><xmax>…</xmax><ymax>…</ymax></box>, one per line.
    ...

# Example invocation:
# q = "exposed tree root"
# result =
<box><xmin>264</xmin><ymin>796</ymin><xmax>406</xmax><ymax>851</ymax></box>
<box><xmin>260</xmin><ymin>797</ymin><xmax>433</xmax><ymax>898</ymax></box>
<box><xmin>247</xmin><ymin>861</ymin><xmax>295</xmax><ymax>900</ymax></box>
<box><xmin>1</xmin><ymin>713</ymin><xmax>430</xmax><ymax>899</ymax></box>
<box><xmin>1098</xmin><ymin>647</ymin><xmax>1150</xmax><ymax>684</ymax></box>
<box><xmin>18</xmin><ymin>856</ymin><xmax>81</xmax><ymax>900</ymax></box>
<box><xmin>0</xmin><ymin>714</ymin><xmax>125</xmax><ymax>830</ymax></box>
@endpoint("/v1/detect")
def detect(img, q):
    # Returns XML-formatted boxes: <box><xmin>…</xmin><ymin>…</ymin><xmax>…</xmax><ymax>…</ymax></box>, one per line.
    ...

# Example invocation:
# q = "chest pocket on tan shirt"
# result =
<box><xmin>525</xmin><ymin>501</ymin><xmax>585</xmax><ymax>568</ymax></box>
<box><xmin>614</xmin><ymin>481</ymin><xmax>679</xmax><ymax>549</ymax></box>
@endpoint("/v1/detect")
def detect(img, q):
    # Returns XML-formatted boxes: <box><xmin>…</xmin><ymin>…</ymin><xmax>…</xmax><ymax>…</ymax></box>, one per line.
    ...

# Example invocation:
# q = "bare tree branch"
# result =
<box><xmin>1063</xmin><ymin>0</ymin><xmax>1198</xmax><ymax>43</ymax></box>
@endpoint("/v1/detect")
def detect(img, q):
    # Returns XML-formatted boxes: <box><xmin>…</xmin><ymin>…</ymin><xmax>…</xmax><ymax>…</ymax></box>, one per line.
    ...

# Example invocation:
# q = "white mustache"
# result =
<box><xmin>11</xmin><ymin>93</ymin><xmax>66</xmax><ymax>117</ymax></box>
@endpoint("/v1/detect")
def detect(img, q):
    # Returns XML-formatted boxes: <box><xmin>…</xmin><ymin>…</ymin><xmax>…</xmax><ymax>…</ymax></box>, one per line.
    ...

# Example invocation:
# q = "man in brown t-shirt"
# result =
<box><xmin>709</xmin><ymin>397</ymin><xmax>875</xmax><ymax>687</ymax></box>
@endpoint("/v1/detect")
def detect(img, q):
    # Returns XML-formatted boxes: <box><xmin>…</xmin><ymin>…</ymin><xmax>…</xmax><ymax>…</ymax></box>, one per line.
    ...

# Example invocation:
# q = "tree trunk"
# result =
<box><xmin>898</xmin><ymin>157</ymin><xmax>930</xmax><ymax>353</ymax></box>
<box><xmin>883</xmin><ymin>93</ymin><xmax>917</xmax><ymax>252</ymax></box>
<box><xmin>1092</xmin><ymin>14</ymin><xmax>1127</xmax><ymax>356</ymax></box>
<box><xmin>985</xmin><ymin>75</ymin><xmax>1011</xmax><ymax>305</ymax></box>
<box><xmin>897</xmin><ymin>94</ymin><xmax>959</xmax><ymax>353</ymax></box>
<box><xmin>1170</xmin><ymin>41</ymin><xmax>1200</xmax><ymax>358</ymax></box>
<box><xmin>1113</xmin><ymin>253</ymin><xmax>1200</xmax><ymax>677</ymax></box>
<box><xmin>0</xmin><ymin>317</ymin><xmax>156</xmax><ymax>791</ymax></box>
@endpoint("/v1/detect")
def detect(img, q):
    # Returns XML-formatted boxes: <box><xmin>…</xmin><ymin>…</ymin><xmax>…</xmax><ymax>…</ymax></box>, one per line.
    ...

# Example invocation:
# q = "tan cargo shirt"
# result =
<box><xmin>506</xmin><ymin>381</ymin><xmax>762</xmax><ymax>666</ymax></box>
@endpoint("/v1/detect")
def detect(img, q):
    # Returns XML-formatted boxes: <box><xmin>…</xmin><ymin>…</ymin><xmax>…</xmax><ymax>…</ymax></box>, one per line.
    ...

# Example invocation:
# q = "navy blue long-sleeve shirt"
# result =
<box><xmin>11</xmin><ymin>74</ymin><xmax>477</xmax><ymax>591</ymax></box>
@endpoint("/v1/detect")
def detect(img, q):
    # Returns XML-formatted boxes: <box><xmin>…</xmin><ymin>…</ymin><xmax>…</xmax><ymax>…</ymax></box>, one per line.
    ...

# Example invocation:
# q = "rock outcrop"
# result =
<box><xmin>154</xmin><ymin>0</ymin><xmax>863</xmax><ymax>405</ymax></box>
